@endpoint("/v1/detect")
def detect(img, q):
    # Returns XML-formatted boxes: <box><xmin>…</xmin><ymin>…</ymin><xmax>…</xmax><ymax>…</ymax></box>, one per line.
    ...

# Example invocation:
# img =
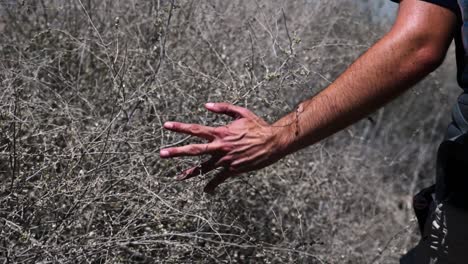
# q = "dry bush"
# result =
<box><xmin>0</xmin><ymin>0</ymin><xmax>459</xmax><ymax>263</ymax></box>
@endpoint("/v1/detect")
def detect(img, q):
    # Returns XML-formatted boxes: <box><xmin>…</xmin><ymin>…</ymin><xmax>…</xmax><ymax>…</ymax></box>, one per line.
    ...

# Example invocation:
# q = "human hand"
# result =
<box><xmin>160</xmin><ymin>102</ymin><xmax>289</xmax><ymax>194</ymax></box>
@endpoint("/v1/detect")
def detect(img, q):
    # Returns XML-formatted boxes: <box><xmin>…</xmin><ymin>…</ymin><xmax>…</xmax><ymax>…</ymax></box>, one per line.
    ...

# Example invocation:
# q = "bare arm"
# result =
<box><xmin>160</xmin><ymin>0</ymin><xmax>457</xmax><ymax>193</ymax></box>
<box><xmin>275</xmin><ymin>0</ymin><xmax>457</xmax><ymax>155</ymax></box>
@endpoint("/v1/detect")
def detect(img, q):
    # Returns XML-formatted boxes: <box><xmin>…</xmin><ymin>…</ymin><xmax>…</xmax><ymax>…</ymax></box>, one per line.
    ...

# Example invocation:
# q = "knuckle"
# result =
<box><xmin>171</xmin><ymin>122</ymin><xmax>180</xmax><ymax>129</ymax></box>
<box><xmin>219</xmin><ymin>105</ymin><xmax>228</xmax><ymax>111</ymax></box>
<box><xmin>168</xmin><ymin>149</ymin><xmax>177</xmax><ymax>155</ymax></box>
<box><xmin>215</xmin><ymin>126</ymin><xmax>229</xmax><ymax>137</ymax></box>
<box><xmin>189</xmin><ymin>124</ymin><xmax>199</xmax><ymax>133</ymax></box>
<box><xmin>221</xmin><ymin>144</ymin><xmax>233</xmax><ymax>152</ymax></box>
<box><xmin>188</xmin><ymin>145</ymin><xmax>200</xmax><ymax>154</ymax></box>
<box><xmin>222</xmin><ymin>103</ymin><xmax>232</xmax><ymax>109</ymax></box>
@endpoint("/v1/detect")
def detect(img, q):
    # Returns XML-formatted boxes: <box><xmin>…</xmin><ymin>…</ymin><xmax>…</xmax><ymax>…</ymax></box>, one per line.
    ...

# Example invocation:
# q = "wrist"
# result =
<box><xmin>271</xmin><ymin>119</ymin><xmax>296</xmax><ymax>157</ymax></box>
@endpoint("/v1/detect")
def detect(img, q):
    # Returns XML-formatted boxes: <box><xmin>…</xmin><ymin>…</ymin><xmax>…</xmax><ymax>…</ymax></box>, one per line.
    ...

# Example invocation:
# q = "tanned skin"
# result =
<box><xmin>160</xmin><ymin>0</ymin><xmax>457</xmax><ymax>193</ymax></box>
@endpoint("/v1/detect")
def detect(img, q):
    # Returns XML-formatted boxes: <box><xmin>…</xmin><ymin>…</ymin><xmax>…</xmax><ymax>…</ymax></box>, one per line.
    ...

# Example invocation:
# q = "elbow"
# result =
<box><xmin>414</xmin><ymin>44</ymin><xmax>446</xmax><ymax>73</ymax></box>
<box><xmin>396</xmin><ymin>29</ymin><xmax>449</xmax><ymax>75</ymax></box>
<box><xmin>395</xmin><ymin>41</ymin><xmax>448</xmax><ymax>79</ymax></box>
<box><xmin>388</xmin><ymin>24</ymin><xmax>450</xmax><ymax>76</ymax></box>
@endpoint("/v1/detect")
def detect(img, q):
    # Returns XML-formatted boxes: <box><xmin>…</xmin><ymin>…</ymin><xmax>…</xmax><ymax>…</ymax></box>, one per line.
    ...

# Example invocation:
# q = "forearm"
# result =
<box><xmin>161</xmin><ymin>0</ymin><xmax>456</xmax><ymax>192</ymax></box>
<box><xmin>274</xmin><ymin>30</ymin><xmax>444</xmax><ymax>156</ymax></box>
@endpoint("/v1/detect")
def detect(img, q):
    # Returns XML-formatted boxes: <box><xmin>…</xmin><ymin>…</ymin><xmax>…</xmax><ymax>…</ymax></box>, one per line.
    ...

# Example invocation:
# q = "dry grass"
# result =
<box><xmin>0</xmin><ymin>0</ymin><xmax>459</xmax><ymax>263</ymax></box>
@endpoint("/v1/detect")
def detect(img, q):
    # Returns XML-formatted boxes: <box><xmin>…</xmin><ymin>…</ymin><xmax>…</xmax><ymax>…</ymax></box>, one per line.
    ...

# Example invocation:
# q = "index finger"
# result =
<box><xmin>160</xmin><ymin>142</ymin><xmax>221</xmax><ymax>158</ymax></box>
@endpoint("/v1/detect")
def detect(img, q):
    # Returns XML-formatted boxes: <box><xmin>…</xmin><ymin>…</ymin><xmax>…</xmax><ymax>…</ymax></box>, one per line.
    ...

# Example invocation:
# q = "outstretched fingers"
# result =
<box><xmin>205</xmin><ymin>102</ymin><xmax>256</xmax><ymax>120</ymax></box>
<box><xmin>160</xmin><ymin>143</ymin><xmax>220</xmax><ymax>158</ymax></box>
<box><xmin>164</xmin><ymin>122</ymin><xmax>216</xmax><ymax>140</ymax></box>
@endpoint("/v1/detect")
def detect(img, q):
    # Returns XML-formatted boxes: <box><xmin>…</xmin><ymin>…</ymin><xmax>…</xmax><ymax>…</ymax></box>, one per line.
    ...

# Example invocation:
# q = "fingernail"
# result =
<box><xmin>160</xmin><ymin>150</ymin><xmax>169</xmax><ymax>157</ymax></box>
<box><xmin>164</xmin><ymin>122</ymin><xmax>173</xmax><ymax>129</ymax></box>
<box><xmin>206</xmin><ymin>103</ymin><xmax>215</xmax><ymax>108</ymax></box>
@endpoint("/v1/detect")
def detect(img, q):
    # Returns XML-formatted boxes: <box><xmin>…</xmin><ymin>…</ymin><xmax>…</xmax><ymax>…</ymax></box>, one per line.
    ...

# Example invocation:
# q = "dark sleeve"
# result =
<box><xmin>390</xmin><ymin>0</ymin><xmax>459</xmax><ymax>16</ymax></box>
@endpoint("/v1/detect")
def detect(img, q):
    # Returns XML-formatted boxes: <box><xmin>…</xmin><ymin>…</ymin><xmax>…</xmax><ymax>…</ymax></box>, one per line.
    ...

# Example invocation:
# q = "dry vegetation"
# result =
<box><xmin>0</xmin><ymin>0</ymin><xmax>459</xmax><ymax>263</ymax></box>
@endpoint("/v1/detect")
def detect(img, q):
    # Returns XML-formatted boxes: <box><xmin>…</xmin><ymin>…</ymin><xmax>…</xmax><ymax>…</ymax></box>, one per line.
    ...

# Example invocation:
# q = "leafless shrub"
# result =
<box><xmin>0</xmin><ymin>0</ymin><xmax>458</xmax><ymax>263</ymax></box>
